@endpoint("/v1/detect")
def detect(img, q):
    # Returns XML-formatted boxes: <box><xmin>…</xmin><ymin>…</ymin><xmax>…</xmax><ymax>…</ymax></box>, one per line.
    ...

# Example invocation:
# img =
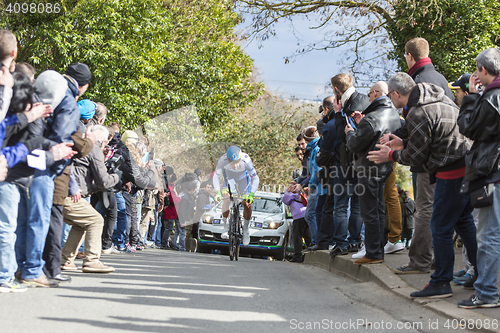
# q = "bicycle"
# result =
<box><xmin>227</xmin><ymin>186</ymin><xmax>242</xmax><ymax>261</ymax></box>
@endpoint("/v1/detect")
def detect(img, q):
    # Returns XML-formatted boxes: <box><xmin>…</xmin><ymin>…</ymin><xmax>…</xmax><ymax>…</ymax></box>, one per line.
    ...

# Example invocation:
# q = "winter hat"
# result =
<box><xmin>121</xmin><ymin>130</ymin><xmax>139</xmax><ymax>144</ymax></box>
<box><xmin>34</xmin><ymin>70</ymin><xmax>68</xmax><ymax>109</ymax></box>
<box><xmin>65</xmin><ymin>63</ymin><xmax>91</xmax><ymax>86</ymax></box>
<box><xmin>302</xmin><ymin>126</ymin><xmax>318</xmax><ymax>142</ymax></box>
<box><xmin>153</xmin><ymin>159</ymin><xmax>164</xmax><ymax>168</ymax></box>
<box><xmin>77</xmin><ymin>99</ymin><xmax>96</xmax><ymax>120</ymax></box>
<box><xmin>194</xmin><ymin>168</ymin><xmax>202</xmax><ymax>176</ymax></box>
<box><xmin>164</xmin><ymin>166</ymin><xmax>174</xmax><ymax>176</ymax></box>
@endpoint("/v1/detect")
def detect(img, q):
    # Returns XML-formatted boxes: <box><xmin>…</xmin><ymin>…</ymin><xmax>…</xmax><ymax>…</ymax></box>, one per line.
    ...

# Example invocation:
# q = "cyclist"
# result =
<box><xmin>213</xmin><ymin>145</ymin><xmax>259</xmax><ymax>246</ymax></box>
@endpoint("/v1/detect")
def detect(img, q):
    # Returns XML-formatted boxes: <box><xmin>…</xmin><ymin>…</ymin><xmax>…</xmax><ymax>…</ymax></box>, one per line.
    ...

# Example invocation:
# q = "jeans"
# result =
<box><xmin>317</xmin><ymin>193</ymin><xmax>334</xmax><ymax>248</ymax></box>
<box><xmin>473</xmin><ymin>184</ymin><xmax>500</xmax><ymax>302</ymax></box>
<box><xmin>429</xmin><ymin>176</ymin><xmax>477</xmax><ymax>285</ymax></box>
<box><xmin>174</xmin><ymin>220</ymin><xmax>186</xmax><ymax>251</ymax></box>
<box><xmin>113</xmin><ymin>191</ymin><xmax>128</xmax><ymax>249</ymax></box>
<box><xmin>333</xmin><ymin>173</ymin><xmax>362</xmax><ymax>249</ymax></box>
<box><xmin>304</xmin><ymin>191</ymin><xmax>319</xmax><ymax>245</ymax></box>
<box><xmin>0</xmin><ymin>182</ymin><xmax>20</xmax><ymax>283</ymax></box>
<box><xmin>16</xmin><ymin>171</ymin><xmax>55</xmax><ymax>279</ymax></box>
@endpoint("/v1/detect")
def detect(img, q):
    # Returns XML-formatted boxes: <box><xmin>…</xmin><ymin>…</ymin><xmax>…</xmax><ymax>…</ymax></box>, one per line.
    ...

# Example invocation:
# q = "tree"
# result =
<box><xmin>0</xmin><ymin>0</ymin><xmax>262</xmax><ymax>130</ymax></box>
<box><xmin>240</xmin><ymin>0</ymin><xmax>500</xmax><ymax>81</ymax></box>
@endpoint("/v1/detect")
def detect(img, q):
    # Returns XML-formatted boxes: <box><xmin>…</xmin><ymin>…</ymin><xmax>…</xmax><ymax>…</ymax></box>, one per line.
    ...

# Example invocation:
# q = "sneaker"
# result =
<box><xmin>458</xmin><ymin>294</ymin><xmax>500</xmax><ymax>309</ymax></box>
<box><xmin>289</xmin><ymin>256</ymin><xmax>303</xmax><ymax>263</ymax></box>
<box><xmin>306</xmin><ymin>244</ymin><xmax>328</xmax><ymax>251</ymax></box>
<box><xmin>453</xmin><ymin>269</ymin><xmax>466</xmax><ymax>277</ymax></box>
<box><xmin>135</xmin><ymin>245</ymin><xmax>143</xmax><ymax>251</ymax></box>
<box><xmin>102</xmin><ymin>246</ymin><xmax>121</xmax><ymax>255</ymax></box>
<box><xmin>82</xmin><ymin>261</ymin><xmax>115</xmax><ymax>274</ymax></box>
<box><xmin>410</xmin><ymin>283</ymin><xmax>452</xmax><ymax>299</ymax></box>
<box><xmin>394</xmin><ymin>264</ymin><xmax>429</xmax><ymax>274</ymax></box>
<box><xmin>329</xmin><ymin>245</ymin><xmax>348</xmax><ymax>258</ymax></box>
<box><xmin>354</xmin><ymin>256</ymin><xmax>384</xmax><ymax>264</ymax></box>
<box><xmin>454</xmin><ymin>273</ymin><xmax>474</xmax><ymax>285</ymax></box>
<box><xmin>463</xmin><ymin>275</ymin><xmax>477</xmax><ymax>290</ymax></box>
<box><xmin>352</xmin><ymin>245</ymin><xmax>366</xmax><ymax>259</ymax></box>
<box><xmin>21</xmin><ymin>275</ymin><xmax>59</xmax><ymax>288</ymax></box>
<box><xmin>123</xmin><ymin>244</ymin><xmax>136</xmax><ymax>253</ymax></box>
<box><xmin>61</xmin><ymin>261</ymin><xmax>78</xmax><ymax>271</ymax></box>
<box><xmin>0</xmin><ymin>278</ymin><xmax>28</xmax><ymax>293</ymax></box>
<box><xmin>384</xmin><ymin>240</ymin><xmax>405</xmax><ymax>254</ymax></box>
<box><xmin>347</xmin><ymin>243</ymin><xmax>361</xmax><ymax>253</ymax></box>
<box><xmin>53</xmin><ymin>274</ymin><xmax>72</xmax><ymax>283</ymax></box>
<box><xmin>242</xmin><ymin>226</ymin><xmax>250</xmax><ymax>246</ymax></box>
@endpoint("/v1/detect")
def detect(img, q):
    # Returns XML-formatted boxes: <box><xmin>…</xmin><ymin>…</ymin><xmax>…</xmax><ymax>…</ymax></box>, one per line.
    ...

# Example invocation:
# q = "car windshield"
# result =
<box><xmin>251</xmin><ymin>197</ymin><xmax>282</xmax><ymax>214</ymax></box>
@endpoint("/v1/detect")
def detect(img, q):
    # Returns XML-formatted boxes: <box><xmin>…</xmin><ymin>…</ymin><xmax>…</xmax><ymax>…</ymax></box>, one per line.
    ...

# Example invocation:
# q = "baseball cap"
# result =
<box><xmin>448</xmin><ymin>74</ymin><xmax>471</xmax><ymax>93</ymax></box>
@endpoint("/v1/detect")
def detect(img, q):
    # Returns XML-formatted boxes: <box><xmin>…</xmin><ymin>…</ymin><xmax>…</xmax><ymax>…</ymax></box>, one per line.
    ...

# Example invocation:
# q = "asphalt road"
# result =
<box><xmin>0</xmin><ymin>250</ymin><xmax>474</xmax><ymax>333</ymax></box>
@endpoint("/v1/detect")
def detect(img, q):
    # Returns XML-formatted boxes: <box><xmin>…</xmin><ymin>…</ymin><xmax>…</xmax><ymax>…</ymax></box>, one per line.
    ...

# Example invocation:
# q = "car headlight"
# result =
<box><xmin>263</xmin><ymin>221</ymin><xmax>284</xmax><ymax>229</ymax></box>
<box><xmin>202</xmin><ymin>215</ymin><xmax>213</xmax><ymax>224</ymax></box>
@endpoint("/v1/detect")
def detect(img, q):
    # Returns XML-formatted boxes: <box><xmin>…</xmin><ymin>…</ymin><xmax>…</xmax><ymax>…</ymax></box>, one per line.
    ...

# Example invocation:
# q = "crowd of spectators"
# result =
<box><xmin>287</xmin><ymin>37</ymin><xmax>500</xmax><ymax>309</ymax></box>
<box><xmin>0</xmin><ymin>29</ymin><xmax>215</xmax><ymax>293</ymax></box>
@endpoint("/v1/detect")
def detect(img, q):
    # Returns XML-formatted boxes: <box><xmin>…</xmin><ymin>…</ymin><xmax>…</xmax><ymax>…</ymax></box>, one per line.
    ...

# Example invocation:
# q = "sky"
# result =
<box><xmin>238</xmin><ymin>16</ymin><xmax>347</xmax><ymax>101</ymax></box>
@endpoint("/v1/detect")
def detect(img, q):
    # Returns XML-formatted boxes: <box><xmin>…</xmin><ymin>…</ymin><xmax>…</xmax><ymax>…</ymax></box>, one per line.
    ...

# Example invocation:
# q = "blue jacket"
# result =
<box><xmin>0</xmin><ymin>112</ymin><xmax>29</xmax><ymax>168</ymax></box>
<box><xmin>319</xmin><ymin>110</ymin><xmax>340</xmax><ymax>154</ymax></box>
<box><xmin>307</xmin><ymin>137</ymin><xmax>326</xmax><ymax>195</ymax></box>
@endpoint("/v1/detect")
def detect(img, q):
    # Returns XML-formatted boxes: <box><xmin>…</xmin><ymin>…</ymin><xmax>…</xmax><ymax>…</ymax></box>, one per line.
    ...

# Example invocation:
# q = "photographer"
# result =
<box><xmin>61</xmin><ymin>125</ymin><xmax>119</xmax><ymax>273</ymax></box>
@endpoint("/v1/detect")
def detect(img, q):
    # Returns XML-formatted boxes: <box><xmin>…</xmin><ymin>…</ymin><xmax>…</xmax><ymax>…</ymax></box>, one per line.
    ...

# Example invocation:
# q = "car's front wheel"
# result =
<box><xmin>274</xmin><ymin>233</ymin><xmax>288</xmax><ymax>261</ymax></box>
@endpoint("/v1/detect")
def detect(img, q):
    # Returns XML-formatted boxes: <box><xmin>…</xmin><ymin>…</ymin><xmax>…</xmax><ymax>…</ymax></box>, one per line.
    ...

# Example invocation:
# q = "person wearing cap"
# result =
<box><xmin>449</xmin><ymin>74</ymin><xmax>471</xmax><ymax>107</ymax></box>
<box><xmin>77</xmin><ymin>99</ymin><xmax>96</xmax><ymax>128</ymax></box>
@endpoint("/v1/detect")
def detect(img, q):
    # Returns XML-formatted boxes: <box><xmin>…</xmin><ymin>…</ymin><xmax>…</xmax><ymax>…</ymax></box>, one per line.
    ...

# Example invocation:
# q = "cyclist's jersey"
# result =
<box><xmin>213</xmin><ymin>152</ymin><xmax>259</xmax><ymax>194</ymax></box>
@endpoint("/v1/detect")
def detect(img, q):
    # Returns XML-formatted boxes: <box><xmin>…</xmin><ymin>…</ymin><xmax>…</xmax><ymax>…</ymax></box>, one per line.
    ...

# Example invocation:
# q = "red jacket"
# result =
<box><xmin>162</xmin><ymin>182</ymin><xmax>181</xmax><ymax>219</ymax></box>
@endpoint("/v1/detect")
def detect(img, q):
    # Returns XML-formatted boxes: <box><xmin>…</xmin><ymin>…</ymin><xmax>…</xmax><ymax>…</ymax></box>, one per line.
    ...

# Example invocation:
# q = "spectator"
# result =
<box><xmin>368</xmin><ymin>72</ymin><xmax>476</xmax><ymax>298</ymax></box>
<box><xmin>190</xmin><ymin>180</ymin><xmax>213</xmax><ymax>252</ymax></box>
<box><xmin>390</xmin><ymin>37</ymin><xmax>454</xmax><ymax>274</ymax></box>
<box><xmin>161</xmin><ymin>167</ymin><xmax>180</xmax><ymax>249</ymax></box>
<box><xmin>176</xmin><ymin>181</ymin><xmax>196</xmax><ymax>252</ymax></box>
<box><xmin>61</xmin><ymin>125</ymin><xmax>118</xmax><ymax>273</ymax></box>
<box><xmin>449</xmin><ymin>74</ymin><xmax>471</xmax><ymax>107</ymax></box>
<box><xmin>283</xmin><ymin>185</ymin><xmax>311</xmax><ymax>262</ymax></box>
<box><xmin>344</xmin><ymin>81</ymin><xmax>401</xmax><ymax>264</ymax></box>
<box><xmin>331</xmin><ymin>74</ymin><xmax>370</xmax><ymax>257</ymax></box>
<box><xmin>457</xmin><ymin>48</ymin><xmax>500</xmax><ymax>308</ymax></box>
<box><xmin>294</xmin><ymin>146</ymin><xmax>303</xmax><ymax>163</ymax></box>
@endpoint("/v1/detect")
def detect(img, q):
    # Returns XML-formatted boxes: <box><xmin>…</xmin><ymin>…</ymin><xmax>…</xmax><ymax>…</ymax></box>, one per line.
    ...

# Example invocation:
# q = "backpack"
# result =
<box><xmin>293</xmin><ymin>190</ymin><xmax>308</xmax><ymax>206</ymax></box>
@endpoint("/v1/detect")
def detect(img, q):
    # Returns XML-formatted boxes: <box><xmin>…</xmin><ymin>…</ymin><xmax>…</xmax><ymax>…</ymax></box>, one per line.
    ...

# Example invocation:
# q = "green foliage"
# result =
<box><xmin>387</xmin><ymin>0</ymin><xmax>500</xmax><ymax>78</ymax></box>
<box><xmin>0</xmin><ymin>0</ymin><xmax>262</xmax><ymax>130</ymax></box>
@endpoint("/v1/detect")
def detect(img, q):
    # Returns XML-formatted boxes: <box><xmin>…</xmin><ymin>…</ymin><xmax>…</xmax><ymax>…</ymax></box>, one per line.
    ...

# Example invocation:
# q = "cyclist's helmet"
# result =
<box><xmin>226</xmin><ymin>145</ymin><xmax>242</xmax><ymax>163</ymax></box>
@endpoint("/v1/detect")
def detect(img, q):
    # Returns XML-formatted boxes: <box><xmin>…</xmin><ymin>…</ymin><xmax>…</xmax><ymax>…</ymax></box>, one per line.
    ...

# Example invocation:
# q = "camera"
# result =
<box><xmin>105</xmin><ymin>154</ymin><xmax>124</xmax><ymax>174</ymax></box>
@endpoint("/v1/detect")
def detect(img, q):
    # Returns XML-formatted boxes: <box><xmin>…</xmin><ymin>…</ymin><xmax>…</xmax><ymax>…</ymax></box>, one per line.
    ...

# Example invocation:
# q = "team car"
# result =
<box><xmin>197</xmin><ymin>191</ymin><xmax>294</xmax><ymax>260</ymax></box>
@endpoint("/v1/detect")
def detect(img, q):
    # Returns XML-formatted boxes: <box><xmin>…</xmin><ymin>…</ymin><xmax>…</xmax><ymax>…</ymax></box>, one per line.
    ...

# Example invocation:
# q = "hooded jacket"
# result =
<box><xmin>391</xmin><ymin>83</ymin><xmax>470</xmax><ymax>174</ymax></box>
<box><xmin>346</xmin><ymin>96</ymin><xmax>401</xmax><ymax>177</ymax></box>
<box><xmin>458</xmin><ymin>74</ymin><xmax>500</xmax><ymax>189</ymax></box>
<box><xmin>307</xmin><ymin>136</ymin><xmax>326</xmax><ymax>195</ymax></box>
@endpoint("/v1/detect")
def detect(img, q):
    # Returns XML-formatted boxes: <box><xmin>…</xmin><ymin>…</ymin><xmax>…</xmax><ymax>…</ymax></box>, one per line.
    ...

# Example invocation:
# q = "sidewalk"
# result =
<box><xmin>304</xmin><ymin>247</ymin><xmax>500</xmax><ymax>333</ymax></box>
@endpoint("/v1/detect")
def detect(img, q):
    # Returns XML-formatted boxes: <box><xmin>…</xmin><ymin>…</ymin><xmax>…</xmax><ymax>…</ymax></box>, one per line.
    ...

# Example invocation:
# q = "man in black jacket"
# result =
<box><xmin>344</xmin><ymin>81</ymin><xmax>401</xmax><ymax>263</ymax></box>
<box><xmin>457</xmin><ymin>48</ymin><xmax>500</xmax><ymax>309</ymax></box>
<box><xmin>329</xmin><ymin>74</ymin><xmax>369</xmax><ymax>257</ymax></box>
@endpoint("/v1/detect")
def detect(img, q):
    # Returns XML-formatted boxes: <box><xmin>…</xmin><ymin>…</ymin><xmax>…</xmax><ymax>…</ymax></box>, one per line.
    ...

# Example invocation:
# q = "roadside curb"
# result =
<box><xmin>304</xmin><ymin>250</ymin><xmax>500</xmax><ymax>333</ymax></box>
